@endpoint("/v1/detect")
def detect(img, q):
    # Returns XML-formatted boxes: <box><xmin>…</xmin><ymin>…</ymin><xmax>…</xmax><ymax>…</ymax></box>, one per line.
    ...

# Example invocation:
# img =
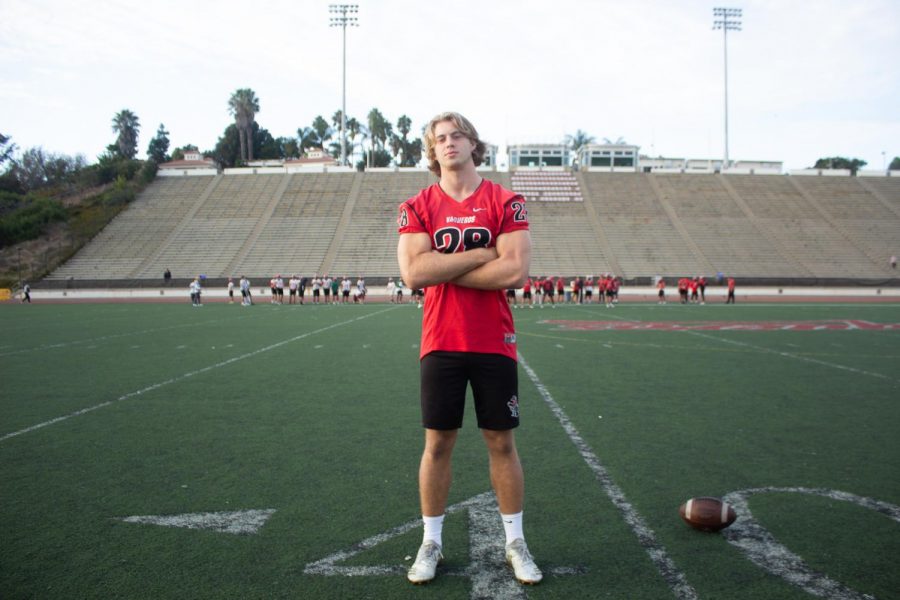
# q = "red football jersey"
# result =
<box><xmin>398</xmin><ymin>179</ymin><xmax>529</xmax><ymax>360</ymax></box>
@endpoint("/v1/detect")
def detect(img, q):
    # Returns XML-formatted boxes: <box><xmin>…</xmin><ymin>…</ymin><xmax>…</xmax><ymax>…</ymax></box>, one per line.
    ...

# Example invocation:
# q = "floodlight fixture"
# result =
<box><xmin>329</xmin><ymin>4</ymin><xmax>359</xmax><ymax>167</ymax></box>
<box><xmin>713</xmin><ymin>7</ymin><xmax>742</xmax><ymax>170</ymax></box>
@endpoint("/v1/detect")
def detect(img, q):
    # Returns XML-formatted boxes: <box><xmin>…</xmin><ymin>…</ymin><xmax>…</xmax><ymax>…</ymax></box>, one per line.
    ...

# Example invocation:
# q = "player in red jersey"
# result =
<box><xmin>678</xmin><ymin>277</ymin><xmax>689</xmax><ymax>304</ymax></box>
<box><xmin>397</xmin><ymin>112</ymin><xmax>541</xmax><ymax>585</ymax></box>
<box><xmin>657</xmin><ymin>277</ymin><xmax>666</xmax><ymax>304</ymax></box>
<box><xmin>522</xmin><ymin>277</ymin><xmax>533</xmax><ymax>307</ymax></box>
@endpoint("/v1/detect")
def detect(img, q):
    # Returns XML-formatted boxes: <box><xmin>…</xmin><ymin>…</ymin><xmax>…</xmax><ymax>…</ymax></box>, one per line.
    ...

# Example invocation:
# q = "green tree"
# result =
<box><xmin>146</xmin><ymin>124</ymin><xmax>170</xmax><ymax>164</ymax></box>
<box><xmin>277</xmin><ymin>137</ymin><xmax>300</xmax><ymax>159</ymax></box>
<box><xmin>297</xmin><ymin>127</ymin><xmax>318</xmax><ymax>155</ymax></box>
<box><xmin>211</xmin><ymin>124</ymin><xmax>242</xmax><ymax>168</ymax></box>
<box><xmin>227</xmin><ymin>88</ymin><xmax>260</xmax><ymax>163</ymax></box>
<box><xmin>0</xmin><ymin>133</ymin><xmax>16</xmax><ymax>167</ymax></box>
<box><xmin>9</xmin><ymin>147</ymin><xmax>86</xmax><ymax>192</ymax></box>
<box><xmin>813</xmin><ymin>156</ymin><xmax>867</xmax><ymax>175</ymax></box>
<box><xmin>565</xmin><ymin>130</ymin><xmax>595</xmax><ymax>163</ymax></box>
<box><xmin>366</xmin><ymin>108</ymin><xmax>394</xmax><ymax>167</ymax></box>
<box><xmin>889</xmin><ymin>156</ymin><xmax>900</xmax><ymax>171</ymax></box>
<box><xmin>111</xmin><ymin>109</ymin><xmax>141</xmax><ymax>159</ymax></box>
<box><xmin>390</xmin><ymin>115</ymin><xmax>422</xmax><ymax>167</ymax></box>
<box><xmin>311</xmin><ymin>116</ymin><xmax>333</xmax><ymax>149</ymax></box>
<box><xmin>346</xmin><ymin>117</ymin><xmax>361</xmax><ymax>159</ymax></box>
<box><xmin>255</xmin><ymin>127</ymin><xmax>279</xmax><ymax>160</ymax></box>
<box><xmin>211</xmin><ymin>123</ymin><xmax>277</xmax><ymax>167</ymax></box>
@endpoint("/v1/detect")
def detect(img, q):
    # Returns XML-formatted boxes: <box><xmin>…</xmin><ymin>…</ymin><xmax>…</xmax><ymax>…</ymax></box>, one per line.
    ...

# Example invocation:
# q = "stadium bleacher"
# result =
<box><xmin>47</xmin><ymin>170</ymin><xmax>900</xmax><ymax>282</ymax></box>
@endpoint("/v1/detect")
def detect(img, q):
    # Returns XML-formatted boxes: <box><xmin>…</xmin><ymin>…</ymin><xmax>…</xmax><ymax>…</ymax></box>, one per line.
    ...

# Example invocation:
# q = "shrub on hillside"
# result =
<box><xmin>0</xmin><ymin>197</ymin><xmax>67</xmax><ymax>247</ymax></box>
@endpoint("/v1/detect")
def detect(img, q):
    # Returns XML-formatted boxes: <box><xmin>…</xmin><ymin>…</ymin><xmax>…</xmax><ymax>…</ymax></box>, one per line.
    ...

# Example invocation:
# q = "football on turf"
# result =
<box><xmin>679</xmin><ymin>497</ymin><xmax>737</xmax><ymax>531</ymax></box>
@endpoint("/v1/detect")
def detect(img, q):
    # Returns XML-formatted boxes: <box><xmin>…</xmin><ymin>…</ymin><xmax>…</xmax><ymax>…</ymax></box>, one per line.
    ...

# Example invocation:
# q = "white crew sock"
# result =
<box><xmin>500</xmin><ymin>511</ymin><xmax>524</xmax><ymax>545</ymax></box>
<box><xmin>422</xmin><ymin>514</ymin><xmax>445</xmax><ymax>547</ymax></box>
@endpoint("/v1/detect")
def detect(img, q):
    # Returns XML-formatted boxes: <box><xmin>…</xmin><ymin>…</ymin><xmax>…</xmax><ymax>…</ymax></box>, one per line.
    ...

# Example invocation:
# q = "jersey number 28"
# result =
<box><xmin>433</xmin><ymin>227</ymin><xmax>492</xmax><ymax>253</ymax></box>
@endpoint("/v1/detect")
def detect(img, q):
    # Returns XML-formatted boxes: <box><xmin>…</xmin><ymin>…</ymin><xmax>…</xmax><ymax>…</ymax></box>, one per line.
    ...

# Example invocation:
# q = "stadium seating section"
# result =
<box><xmin>48</xmin><ymin>171</ymin><xmax>900</xmax><ymax>281</ymax></box>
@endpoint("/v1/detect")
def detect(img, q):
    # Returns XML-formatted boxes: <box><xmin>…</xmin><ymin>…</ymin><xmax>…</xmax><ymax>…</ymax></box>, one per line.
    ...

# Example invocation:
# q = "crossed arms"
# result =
<box><xmin>398</xmin><ymin>229</ymin><xmax>532</xmax><ymax>292</ymax></box>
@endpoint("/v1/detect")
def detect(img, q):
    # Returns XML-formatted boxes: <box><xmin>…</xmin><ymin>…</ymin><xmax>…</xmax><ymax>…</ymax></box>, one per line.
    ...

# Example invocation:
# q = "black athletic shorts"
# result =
<box><xmin>420</xmin><ymin>351</ymin><xmax>519</xmax><ymax>431</ymax></box>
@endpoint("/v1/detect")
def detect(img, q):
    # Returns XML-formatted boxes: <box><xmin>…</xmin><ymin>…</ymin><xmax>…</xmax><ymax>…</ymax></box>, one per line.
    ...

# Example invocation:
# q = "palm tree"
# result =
<box><xmin>227</xmin><ymin>88</ymin><xmax>260</xmax><ymax>163</ymax></box>
<box><xmin>346</xmin><ymin>117</ymin><xmax>360</xmax><ymax>163</ymax></box>
<box><xmin>397</xmin><ymin>115</ymin><xmax>412</xmax><ymax>140</ymax></box>
<box><xmin>564</xmin><ymin>129</ymin><xmax>595</xmax><ymax>155</ymax></box>
<box><xmin>311</xmin><ymin>116</ymin><xmax>333</xmax><ymax>150</ymax></box>
<box><xmin>367</xmin><ymin>108</ymin><xmax>386</xmax><ymax>150</ymax></box>
<box><xmin>297</xmin><ymin>127</ymin><xmax>317</xmax><ymax>155</ymax></box>
<box><xmin>111</xmin><ymin>109</ymin><xmax>141</xmax><ymax>159</ymax></box>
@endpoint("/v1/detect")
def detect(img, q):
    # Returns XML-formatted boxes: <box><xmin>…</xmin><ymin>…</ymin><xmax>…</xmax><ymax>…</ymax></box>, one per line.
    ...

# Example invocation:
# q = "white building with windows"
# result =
<box><xmin>508</xmin><ymin>144</ymin><xmax>570</xmax><ymax>168</ymax></box>
<box><xmin>577</xmin><ymin>142</ymin><xmax>640</xmax><ymax>171</ymax></box>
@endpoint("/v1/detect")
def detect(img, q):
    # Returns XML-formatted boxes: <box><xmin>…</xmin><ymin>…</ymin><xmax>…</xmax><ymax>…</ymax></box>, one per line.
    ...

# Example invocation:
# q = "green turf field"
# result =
<box><xmin>1</xmin><ymin>300</ymin><xmax>899</xmax><ymax>599</ymax></box>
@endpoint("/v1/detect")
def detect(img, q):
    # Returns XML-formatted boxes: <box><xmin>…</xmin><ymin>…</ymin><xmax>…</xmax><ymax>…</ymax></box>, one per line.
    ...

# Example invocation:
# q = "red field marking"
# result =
<box><xmin>541</xmin><ymin>320</ymin><xmax>900</xmax><ymax>332</ymax></box>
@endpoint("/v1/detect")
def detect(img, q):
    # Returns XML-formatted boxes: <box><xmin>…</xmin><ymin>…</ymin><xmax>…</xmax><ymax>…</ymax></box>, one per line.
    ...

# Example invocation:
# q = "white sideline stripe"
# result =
<box><xmin>684</xmin><ymin>331</ymin><xmax>898</xmax><ymax>383</ymax></box>
<box><xmin>0</xmin><ymin>307</ymin><xmax>397</xmax><ymax>443</ymax></box>
<box><xmin>518</xmin><ymin>352</ymin><xmax>699</xmax><ymax>600</ymax></box>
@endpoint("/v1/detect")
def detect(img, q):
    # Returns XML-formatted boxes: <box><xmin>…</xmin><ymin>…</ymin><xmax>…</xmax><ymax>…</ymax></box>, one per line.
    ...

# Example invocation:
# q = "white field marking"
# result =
<box><xmin>303</xmin><ymin>491</ymin><xmax>580</xmax><ymax>595</ymax></box>
<box><xmin>722</xmin><ymin>487</ymin><xmax>900</xmax><ymax>600</ymax></box>
<box><xmin>468</xmin><ymin>495</ymin><xmax>526</xmax><ymax>599</ymax></box>
<box><xmin>303</xmin><ymin>492</ymin><xmax>492</xmax><ymax>577</ymax></box>
<box><xmin>0</xmin><ymin>314</ymin><xmax>257</xmax><ymax>358</ymax></box>
<box><xmin>517</xmin><ymin>352</ymin><xmax>698</xmax><ymax>600</ymax></box>
<box><xmin>684</xmin><ymin>331</ymin><xmax>898</xmax><ymax>384</ymax></box>
<box><xmin>0</xmin><ymin>307</ymin><xmax>397</xmax><ymax>443</ymax></box>
<box><xmin>120</xmin><ymin>509</ymin><xmax>275</xmax><ymax>535</ymax></box>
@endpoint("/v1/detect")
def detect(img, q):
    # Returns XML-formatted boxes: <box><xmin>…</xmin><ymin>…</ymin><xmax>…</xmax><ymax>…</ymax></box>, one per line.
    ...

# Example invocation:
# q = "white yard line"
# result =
<box><xmin>518</xmin><ymin>352</ymin><xmax>699</xmax><ymax>600</ymax></box>
<box><xmin>0</xmin><ymin>313</ymin><xmax>259</xmax><ymax>358</ymax></box>
<box><xmin>684</xmin><ymin>331</ymin><xmax>898</xmax><ymax>384</ymax></box>
<box><xmin>0</xmin><ymin>307</ymin><xmax>397</xmax><ymax>443</ymax></box>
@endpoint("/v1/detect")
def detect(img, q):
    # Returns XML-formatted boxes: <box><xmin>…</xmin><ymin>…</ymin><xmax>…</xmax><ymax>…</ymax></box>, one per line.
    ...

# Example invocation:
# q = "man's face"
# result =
<box><xmin>433</xmin><ymin>120</ymin><xmax>475</xmax><ymax>172</ymax></box>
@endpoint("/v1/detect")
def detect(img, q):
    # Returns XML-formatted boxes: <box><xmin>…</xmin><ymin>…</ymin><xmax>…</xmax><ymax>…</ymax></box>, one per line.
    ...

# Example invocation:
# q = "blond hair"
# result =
<box><xmin>423</xmin><ymin>111</ymin><xmax>486</xmax><ymax>176</ymax></box>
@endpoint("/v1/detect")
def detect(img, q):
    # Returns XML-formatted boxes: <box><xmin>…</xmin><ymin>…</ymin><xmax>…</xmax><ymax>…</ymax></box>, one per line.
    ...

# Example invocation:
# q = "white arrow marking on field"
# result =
<box><xmin>119</xmin><ymin>509</ymin><xmax>276</xmax><ymax>535</ymax></box>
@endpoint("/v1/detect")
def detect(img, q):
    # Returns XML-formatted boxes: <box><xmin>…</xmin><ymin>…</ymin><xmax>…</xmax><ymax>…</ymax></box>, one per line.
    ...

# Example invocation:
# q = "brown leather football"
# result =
<box><xmin>679</xmin><ymin>497</ymin><xmax>737</xmax><ymax>531</ymax></box>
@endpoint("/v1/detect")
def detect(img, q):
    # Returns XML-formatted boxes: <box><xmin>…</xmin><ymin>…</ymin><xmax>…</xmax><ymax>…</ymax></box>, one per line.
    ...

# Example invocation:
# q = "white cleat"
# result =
<box><xmin>505</xmin><ymin>538</ymin><xmax>542</xmax><ymax>584</ymax></box>
<box><xmin>407</xmin><ymin>541</ymin><xmax>443</xmax><ymax>584</ymax></box>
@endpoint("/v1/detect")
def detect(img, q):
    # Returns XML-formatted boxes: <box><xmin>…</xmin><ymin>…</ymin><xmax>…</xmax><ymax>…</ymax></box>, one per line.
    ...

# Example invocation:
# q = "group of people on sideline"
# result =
<box><xmin>508</xmin><ymin>275</ymin><xmax>621</xmax><ymax>308</ymax></box>
<box><xmin>183</xmin><ymin>271</ymin><xmax>738</xmax><ymax>307</ymax></box>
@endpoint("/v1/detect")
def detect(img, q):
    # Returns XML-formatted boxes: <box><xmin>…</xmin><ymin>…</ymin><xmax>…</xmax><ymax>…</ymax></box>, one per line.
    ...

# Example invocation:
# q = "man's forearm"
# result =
<box><xmin>452</xmin><ymin>254</ymin><xmax>528</xmax><ymax>290</ymax></box>
<box><xmin>402</xmin><ymin>248</ymin><xmax>497</xmax><ymax>289</ymax></box>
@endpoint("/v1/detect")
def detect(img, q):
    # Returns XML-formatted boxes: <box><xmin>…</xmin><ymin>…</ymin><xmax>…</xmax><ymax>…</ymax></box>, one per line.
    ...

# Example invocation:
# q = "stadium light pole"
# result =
<box><xmin>713</xmin><ymin>7</ymin><xmax>741</xmax><ymax>171</ymax></box>
<box><xmin>329</xmin><ymin>4</ymin><xmax>358</xmax><ymax>167</ymax></box>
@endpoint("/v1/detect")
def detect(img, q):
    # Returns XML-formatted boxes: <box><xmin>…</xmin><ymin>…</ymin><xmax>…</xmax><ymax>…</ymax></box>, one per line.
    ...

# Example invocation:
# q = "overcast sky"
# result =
<box><xmin>1</xmin><ymin>0</ymin><xmax>898</xmax><ymax>170</ymax></box>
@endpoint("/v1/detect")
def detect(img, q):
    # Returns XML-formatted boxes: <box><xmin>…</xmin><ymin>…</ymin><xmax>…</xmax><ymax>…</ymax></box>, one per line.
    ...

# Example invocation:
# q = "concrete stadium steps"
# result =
<box><xmin>48</xmin><ymin>171</ymin><xmax>900</xmax><ymax>282</ymax></box>
<box><xmin>329</xmin><ymin>171</ymin><xmax>432</xmax><ymax>278</ymax></box>
<box><xmin>48</xmin><ymin>176</ymin><xmax>214</xmax><ymax>280</ymax></box>
<box><xmin>759</xmin><ymin>218</ymin><xmax>885</xmax><ymax>277</ymax></box>
<box><xmin>581</xmin><ymin>173</ymin><xmax>706</xmax><ymax>276</ymax></box>
<box><xmin>233</xmin><ymin>173</ymin><xmax>356</xmax><ymax>277</ymax></box>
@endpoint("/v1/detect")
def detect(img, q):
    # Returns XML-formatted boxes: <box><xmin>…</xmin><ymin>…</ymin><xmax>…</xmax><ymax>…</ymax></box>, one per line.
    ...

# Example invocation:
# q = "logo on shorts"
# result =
<box><xmin>507</xmin><ymin>395</ymin><xmax>519</xmax><ymax>418</ymax></box>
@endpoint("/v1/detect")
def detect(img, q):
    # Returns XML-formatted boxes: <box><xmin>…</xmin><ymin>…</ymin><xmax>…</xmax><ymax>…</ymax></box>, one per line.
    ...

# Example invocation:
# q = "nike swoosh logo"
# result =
<box><xmin>473</xmin><ymin>208</ymin><xmax>486</xmax><ymax>212</ymax></box>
